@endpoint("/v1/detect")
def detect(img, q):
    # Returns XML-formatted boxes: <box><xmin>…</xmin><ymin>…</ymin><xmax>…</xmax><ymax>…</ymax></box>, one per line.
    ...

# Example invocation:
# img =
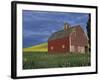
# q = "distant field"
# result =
<box><xmin>23</xmin><ymin>43</ymin><xmax>48</xmax><ymax>52</ymax></box>
<box><xmin>23</xmin><ymin>52</ymin><xmax>91</xmax><ymax>69</ymax></box>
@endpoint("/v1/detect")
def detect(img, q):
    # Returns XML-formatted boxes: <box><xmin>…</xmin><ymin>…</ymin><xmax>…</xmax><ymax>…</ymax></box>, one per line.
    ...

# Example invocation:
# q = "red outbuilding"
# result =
<box><xmin>48</xmin><ymin>23</ymin><xmax>89</xmax><ymax>54</ymax></box>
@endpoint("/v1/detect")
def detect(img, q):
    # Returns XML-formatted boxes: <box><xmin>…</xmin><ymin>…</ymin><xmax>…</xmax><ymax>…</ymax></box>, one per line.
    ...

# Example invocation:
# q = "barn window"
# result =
<box><xmin>62</xmin><ymin>44</ymin><xmax>65</xmax><ymax>48</ymax></box>
<box><xmin>73</xmin><ymin>31</ymin><xmax>76</xmax><ymax>36</ymax></box>
<box><xmin>75</xmin><ymin>32</ymin><xmax>76</xmax><ymax>36</ymax></box>
<box><xmin>51</xmin><ymin>46</ymin><xmax>54</xmax><ymax>50</ymax></box>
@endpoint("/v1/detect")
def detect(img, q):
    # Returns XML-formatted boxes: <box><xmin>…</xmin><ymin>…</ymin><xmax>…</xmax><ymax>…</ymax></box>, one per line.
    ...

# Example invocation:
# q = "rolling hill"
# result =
<box><xmin>23</xmin><ymin>42</ymin><xmax>48</xmax><ymax>52</ymax></box>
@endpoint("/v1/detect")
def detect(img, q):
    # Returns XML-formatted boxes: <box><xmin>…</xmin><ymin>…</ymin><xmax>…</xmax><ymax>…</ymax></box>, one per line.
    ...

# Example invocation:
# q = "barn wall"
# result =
<box><xmin>48</xmin><ymin>37</ymin><xmax>69</xmax><ymax>53</ymax></box>
<box><xmin>70</xmin><ymin>45</ymin><xmax>85</xmax><ymax>53</ymax></box>
<box><xmin>77</xmin><ymin>46</ymin><xmax>85</xmax><ymax>53</ymax></box>
<box><xmin>70</xmin><ymin>26</ymin><xmax>88</xmax><ymax>53</ymax></box>
<box><xmin>70</xmin><ymin>26</ymin><xmax>88</xmax><ymax>46</ymax></box>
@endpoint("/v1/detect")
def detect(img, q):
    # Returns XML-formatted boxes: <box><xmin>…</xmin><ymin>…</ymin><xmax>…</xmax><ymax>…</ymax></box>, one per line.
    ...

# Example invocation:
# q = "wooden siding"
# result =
<box><xmin>48</xmin><ymin>37</ymin><xmax>69</xmax><ymax>53</ymax></box>
<box><xmin>70</xmin><ymin>26</ymin><xmax>88</xmax><ymax>46</ymax></box>
<box><xmin>70</xmin><ymin>26</ymin><xmax>88</xmax><ymax>53</ymax></box>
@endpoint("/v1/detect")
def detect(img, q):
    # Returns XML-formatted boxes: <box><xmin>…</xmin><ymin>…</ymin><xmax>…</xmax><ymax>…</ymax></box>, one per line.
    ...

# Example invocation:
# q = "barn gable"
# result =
<box><xmin>69</xmin><ymin>25</ymin><xmax>88</xmax><ymax>53</ymax></box>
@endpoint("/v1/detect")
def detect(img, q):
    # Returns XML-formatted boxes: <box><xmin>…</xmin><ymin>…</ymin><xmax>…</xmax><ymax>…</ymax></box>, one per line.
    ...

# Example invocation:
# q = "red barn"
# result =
<box><xmin>48</xmin><ymin>23</ymin><xmax>89</xmax><ymax>54</ymax></box>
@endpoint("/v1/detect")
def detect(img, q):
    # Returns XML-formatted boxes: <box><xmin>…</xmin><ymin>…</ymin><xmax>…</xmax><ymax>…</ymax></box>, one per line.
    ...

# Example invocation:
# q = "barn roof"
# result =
<box><xmin>48</xmin><ymin>26</ymin><xmax>77</xmax><ymax>41</ymax></box>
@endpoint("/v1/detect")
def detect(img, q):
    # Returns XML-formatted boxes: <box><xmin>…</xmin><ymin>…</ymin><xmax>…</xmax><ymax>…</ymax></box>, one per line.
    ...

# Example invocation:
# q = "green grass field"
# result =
<box><xmin>23</xmin><ymin>52</ymin><xmax>91</xmax><ymax>69</ymax></box>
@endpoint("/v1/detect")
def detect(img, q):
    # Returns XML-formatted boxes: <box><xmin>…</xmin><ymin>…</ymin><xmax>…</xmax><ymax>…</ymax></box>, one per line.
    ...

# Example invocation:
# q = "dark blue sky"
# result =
<box><xmin>23</xmin><ymin>10</ymin><xmax>89</xmax><ymax>48</ymax></box>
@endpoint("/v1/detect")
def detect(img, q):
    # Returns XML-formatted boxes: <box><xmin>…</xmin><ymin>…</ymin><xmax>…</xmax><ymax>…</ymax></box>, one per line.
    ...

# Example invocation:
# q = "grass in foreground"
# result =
<box><xmin>23</xmin><ymin>52</ymin><xmax>90</xmax><ymax>69</ymax></box>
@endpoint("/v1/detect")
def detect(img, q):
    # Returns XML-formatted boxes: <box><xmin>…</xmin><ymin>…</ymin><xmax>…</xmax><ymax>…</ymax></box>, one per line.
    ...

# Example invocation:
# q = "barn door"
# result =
<box><xmin>85</xmin><ymin>46</ymin><xmax>89</xmax><ymax>53</ymax></box>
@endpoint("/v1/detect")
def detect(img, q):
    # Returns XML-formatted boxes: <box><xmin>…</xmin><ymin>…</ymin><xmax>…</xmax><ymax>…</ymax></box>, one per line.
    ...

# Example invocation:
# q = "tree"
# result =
<box><xmin>86</xmin><ymin>14</ymin><xmax>91</xmax><ymax>51</ymax></box>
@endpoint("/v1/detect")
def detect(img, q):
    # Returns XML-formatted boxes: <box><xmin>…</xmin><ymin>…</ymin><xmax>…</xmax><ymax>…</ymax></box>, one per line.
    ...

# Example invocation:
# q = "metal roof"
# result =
<box><xmin>48</xmin><ymin>27</ymin><xmax>76</xmax><ymax>41</ymax></box>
